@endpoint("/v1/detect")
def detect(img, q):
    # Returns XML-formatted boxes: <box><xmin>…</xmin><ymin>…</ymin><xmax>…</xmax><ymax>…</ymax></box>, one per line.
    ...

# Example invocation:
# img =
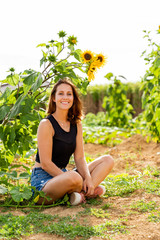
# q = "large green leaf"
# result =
<box><xmin>0</xmin><ymin>185</ymin><xmax>8</xmax><ymax>194</ymax></box>
<box><xmin>55</xmin><ymin>42</ymin><xmax>63</xmax><ymax>54</ymax></box>
<box><xmin>73</xmin><ymin>49</ymin><xmax>81</xmax><ymax>61</ymax></box>
<box><xmin>0</xmin><ymin>74</ymin><xmax>20</xmax><ymax>86</ymax></box>
<box><xmin>0</xmin><ymin>105</ymin><xmax>11</xmax><ymax>121</ymax></box>
<box><xmin>23</xmin><ymin>72</ymin><xmax>38</xmax><ymax>94</ymax></box>
<box><xmin>19</xmin><ymin>96</ymin><xmax>35</xmax><ymax>115</ymax></box>
<box><xmin>8</xmin><ymin>94</ymin><xmax>26</xmax><ymax>119</ymax></box>
<box><xmin>7</xmin><ymin>170</ymin><xmax>18</xmax><ymax>179</ymax></box>
<box><xmin>104</xmin><ymin>72</ymin><xmax>114</xmax><ymax>80</ymax></box>
<box><xmin>20</xmin><ymin>111</ymin><xmax>39</xmax><ymax>124</ymax></box>
<box><xmin>36</xmin><ymin>43</ymin><xmax>46</xmax><ymax>47</ymax></box>
<box><xmin>155</xmin><ymin>58</ymin><xmax>160</xmax><ymax>68</ymax></box>
<box><xmin>32</xmin><ymin>73</ymin><xmax>43</xmax><ymax>92</ymax></box>
<box><xmin>19</xmin><ymin>172</ymin><xmax>30</xmax><ymax>179</ymax></box>
<box><xmin>8</xmin><ymin>128</ymin><xmax>16</xmax><ymax>144</ymax></box>
<box><xmin>0</xmin><ymin>87</ymin><xmax>12</xmax><ymax>102</ymax></box>
<box><xmin>10</xmin><ymin>186</ymin><xmax>32</xmax><ymax>202</ymax></box>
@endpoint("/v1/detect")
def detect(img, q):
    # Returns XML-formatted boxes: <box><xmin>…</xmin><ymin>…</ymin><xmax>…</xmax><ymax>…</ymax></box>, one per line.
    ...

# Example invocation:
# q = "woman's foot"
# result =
<box><xmin>86</xmin><ymin>185</ymin><xmax>106</xmax><ymax>199</ymax></box>
<box><xmin>69</xmin><ymin>192</ymin><xmax>86</xmax><ymax>206</ymax></box>
<box><xmin>94</xmin><ymin>185</ymin><xmax>106</xmax><ymax>197</ymax></box>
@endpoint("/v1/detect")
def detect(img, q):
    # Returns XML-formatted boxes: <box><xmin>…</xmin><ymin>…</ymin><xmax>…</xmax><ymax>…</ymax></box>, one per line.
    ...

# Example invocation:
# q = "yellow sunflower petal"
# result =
<box><xmin>89</xmin><ymin>62</ymin><xmax>97</xmax><ymax>72</ymax></box>
<box><xmin>94</xmin><ymin>54</ymin><xmax>107</xmax><ymax>68</ymax></box>
<box><xmin>87</xmin><ymin>69</ymin><xmax>95</xmax><ymax>82</ymax></box>
<box><xmin>81</xmin><ymin>50</ymin><xmax>94</xmax><ymax>63</ymax></box>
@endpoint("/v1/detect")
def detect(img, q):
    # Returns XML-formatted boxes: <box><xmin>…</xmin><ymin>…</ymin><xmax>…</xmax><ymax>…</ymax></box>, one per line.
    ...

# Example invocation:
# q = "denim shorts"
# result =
<box><xmin>31</xmin><ymin>167</ymin><xmax>67</xmax><ymax>191</ymax></box>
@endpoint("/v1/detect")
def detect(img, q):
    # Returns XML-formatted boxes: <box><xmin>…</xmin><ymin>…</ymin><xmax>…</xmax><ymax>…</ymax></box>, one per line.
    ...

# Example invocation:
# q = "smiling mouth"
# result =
<box><xmin>61</xmin><ymin>102</ymin><xmax>69</xmax><ymax>104</ymax></box>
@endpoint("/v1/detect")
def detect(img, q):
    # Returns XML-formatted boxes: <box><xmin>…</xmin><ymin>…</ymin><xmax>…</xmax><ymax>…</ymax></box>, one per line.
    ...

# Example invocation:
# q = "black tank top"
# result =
<box><xmin>35</xmin><ymin>115</ymin><xmax>77</xmax><ymax>168</ymax></box>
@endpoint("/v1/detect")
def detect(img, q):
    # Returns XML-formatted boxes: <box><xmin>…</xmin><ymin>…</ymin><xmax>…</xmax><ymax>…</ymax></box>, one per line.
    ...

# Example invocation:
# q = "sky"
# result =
<box><xmin>0</xmin><ymin>0</ymin><xmax>159</xmax><ymax>85</ymax></box>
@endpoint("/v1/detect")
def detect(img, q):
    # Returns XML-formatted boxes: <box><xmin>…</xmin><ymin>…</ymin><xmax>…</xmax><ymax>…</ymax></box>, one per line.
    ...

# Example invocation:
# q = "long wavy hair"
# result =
<box><xmin>47</xmin><ymin>77</ymin><xmax>83</xmax><ymax>124</ymax></box>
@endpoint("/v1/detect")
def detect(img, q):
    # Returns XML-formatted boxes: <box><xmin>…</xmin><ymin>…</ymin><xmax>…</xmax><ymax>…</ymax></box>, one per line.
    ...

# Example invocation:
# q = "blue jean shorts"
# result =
<box><xmin>31</xmin><ymin>167</ymin><xmax>67</xmax><ymax>191</ymax></box>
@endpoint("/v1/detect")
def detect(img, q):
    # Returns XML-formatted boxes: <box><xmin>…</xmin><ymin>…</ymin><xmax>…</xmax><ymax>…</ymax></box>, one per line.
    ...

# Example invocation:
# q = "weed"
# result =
<box><xmin>148</xmin><ymin>212</ymin><xmax>160</xmax><ymax>222</ymax></box>
<box><xmin>85</xmin><ymin>197</ymin><xmax>103</xmax><ymax>206</ymax></box>
<box><xmin>143</xmin><ymin>165</ymin><xmax>160</xmax><ymax>178</ymax></box>
<box><xmin>95</xmin><ymin>218</ymin><xmax>128</xmax><ymax>235</ymax></box>
<box><xmin>130</xmin><ymin>200</ymin><xmax>158</xmax><ymax>212</ymax></box>
<box><xmin>78</xmin><ymin>207</ymin><xmax>110</xmax><ymax>219</ymax></box>
<box><xmin>90</xmin><ymin>208</ymin><xmax>110</xmax><ymax>218</ymax></box>
<box><xmin>143</xmin><ymin>178</ymin><xmax>160</xmax><ymax>195</ymax></box>
<box><xmin>104</xmin><ymin>173</ymin><xmax>142</xmax><ymax>197</ymax></box>
<box><xmin>102</xmin><ymin>203</ymin><xmax>112</xmax><ymax>210</ymax></box>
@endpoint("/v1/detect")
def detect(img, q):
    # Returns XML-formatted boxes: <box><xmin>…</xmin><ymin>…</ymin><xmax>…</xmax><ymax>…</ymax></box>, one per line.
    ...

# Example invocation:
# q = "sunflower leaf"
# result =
<box><xmin>73</xmin><ymin>49</ymin><xmax>81</xmax><ymax>61</ymax></box>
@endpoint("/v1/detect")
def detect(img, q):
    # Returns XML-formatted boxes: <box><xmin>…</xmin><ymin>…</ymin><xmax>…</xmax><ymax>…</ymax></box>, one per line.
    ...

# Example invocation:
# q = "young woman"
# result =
<box><xmin>31</xmin><ymin>77</ymin><xmax>114</xmax><ymax>205</ymax></box>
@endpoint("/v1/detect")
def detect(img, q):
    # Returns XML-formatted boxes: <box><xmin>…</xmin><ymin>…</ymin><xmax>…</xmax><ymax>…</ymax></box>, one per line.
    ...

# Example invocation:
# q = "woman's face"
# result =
<box><xmin>53</xmin><ymin>83</ymin><xmax>74</xmax><ymax>110</ymax></box>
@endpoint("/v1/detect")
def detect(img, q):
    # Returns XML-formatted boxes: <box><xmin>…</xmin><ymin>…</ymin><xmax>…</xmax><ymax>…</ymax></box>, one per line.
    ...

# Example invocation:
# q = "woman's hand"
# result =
<box><xmin>83</xmin><ymin>175</ymin><xmax>95</xmax><ymax>196</ymax></box>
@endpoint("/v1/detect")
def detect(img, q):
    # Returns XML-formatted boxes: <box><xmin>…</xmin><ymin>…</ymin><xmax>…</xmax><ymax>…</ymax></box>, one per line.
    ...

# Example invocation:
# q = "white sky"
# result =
<box><xmin>0</xmin><ymin>0</ymin><xmax>159</xmax><ymax>85</ymax></box>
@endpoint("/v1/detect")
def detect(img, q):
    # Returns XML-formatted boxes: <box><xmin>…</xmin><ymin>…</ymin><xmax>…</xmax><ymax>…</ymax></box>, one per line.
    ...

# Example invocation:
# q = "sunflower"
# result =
<box><xmin>89</xmin><ymin>61</ymin><xmax>97</xmax><ymax>73</ymax></box>
<box><xmin>87</xmin><ymin>62</ymin><xmax>97</xmax><ymax>81</ymax></box>
<box><xmin>81</xmin><ymin>50</ymin><xmax>94</xmax><ymax>63</ymax></box>
<box><xmin>67</xmin><ymin>35</ymin><xmax>78</xmax><ymax>45</ymax></box>
<box><xmin>87</xmin><ymin>70</ymin><xmax>95</xmax><ymax>82</ymax></box>
<box><xmin>94</xmin><ymin>53</ymin><xmax>107</xmax><ymax>68</ymax></box>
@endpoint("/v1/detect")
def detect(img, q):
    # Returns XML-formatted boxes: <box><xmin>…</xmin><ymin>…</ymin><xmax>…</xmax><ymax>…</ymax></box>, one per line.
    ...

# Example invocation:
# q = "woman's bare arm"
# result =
<box><xmin>74</xmin><ymin>122</ymin><xmax>94</xmax><ymax>195</ymax></box>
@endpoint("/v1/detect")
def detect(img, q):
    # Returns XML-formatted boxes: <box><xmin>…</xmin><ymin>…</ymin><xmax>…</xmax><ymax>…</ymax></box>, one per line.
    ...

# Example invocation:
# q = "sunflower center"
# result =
<box><xmin>97</xmin><ymin>56</ymin><xmax>103</xmax><ymax>62</ymax></box>
<box><xmin>84</xmin><ymin>53</ymin><xmax>92</xmax><ymax>60</ymax></box>
<box><xmin>90</xmin><ymin>67</ymin><xmax>96</xmax><ymax>73</ymax></box>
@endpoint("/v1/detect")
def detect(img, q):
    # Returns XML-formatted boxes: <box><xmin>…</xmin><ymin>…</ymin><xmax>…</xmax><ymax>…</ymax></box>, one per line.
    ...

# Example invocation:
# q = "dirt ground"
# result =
<box><xmin>1</xmin><ymin>134</ymin><xmax>160</xmax><ymax>240</ymax></box>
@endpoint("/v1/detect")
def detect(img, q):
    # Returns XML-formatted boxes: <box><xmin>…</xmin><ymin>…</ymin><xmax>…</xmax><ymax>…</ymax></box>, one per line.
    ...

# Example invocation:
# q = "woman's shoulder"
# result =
<box><xmin>38</xmin><ymin>118</ymin><xmax>54</xmax><ymax>133</ymax></box>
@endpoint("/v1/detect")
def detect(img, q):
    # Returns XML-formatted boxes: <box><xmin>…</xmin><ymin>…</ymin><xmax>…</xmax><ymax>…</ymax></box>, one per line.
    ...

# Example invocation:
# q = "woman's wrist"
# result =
<box><xmin>84</xmin><ymin>173</ymin><xmax>92</xmax><ymax>180</ymax></box>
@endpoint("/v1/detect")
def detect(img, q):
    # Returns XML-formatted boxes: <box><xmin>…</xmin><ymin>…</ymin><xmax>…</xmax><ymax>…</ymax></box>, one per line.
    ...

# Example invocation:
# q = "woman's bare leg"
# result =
<box><xmin>37</xmin><ymin>170</ymin><xmax>83</xmax><ymax>204</ymax></box>
<box><xmin>88</xmin><ymin>155</ymin><xmax>114</xmax><ymax>188</ymax></box>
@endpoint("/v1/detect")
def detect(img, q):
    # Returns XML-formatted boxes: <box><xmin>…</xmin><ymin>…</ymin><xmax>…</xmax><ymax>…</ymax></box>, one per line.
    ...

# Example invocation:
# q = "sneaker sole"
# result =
<box><xmin>70</xmin><ymin>192</ymin><xmax>82</xmax><ymax>206</ymax></box>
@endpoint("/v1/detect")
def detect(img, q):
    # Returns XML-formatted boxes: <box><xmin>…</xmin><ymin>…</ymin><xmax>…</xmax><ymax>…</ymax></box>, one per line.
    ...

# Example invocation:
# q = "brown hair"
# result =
<box><xmin>47</xmin><ymin>77</ymin><xmax>83</xmax><ymax>124</ymax></box>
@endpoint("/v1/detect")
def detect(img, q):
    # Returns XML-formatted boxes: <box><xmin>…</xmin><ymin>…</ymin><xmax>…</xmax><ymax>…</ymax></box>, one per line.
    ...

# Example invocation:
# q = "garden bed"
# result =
<box><xmin>1</xmin><ymin>134</ymin><xmax>160</xmax><ymax>240</ymax></box>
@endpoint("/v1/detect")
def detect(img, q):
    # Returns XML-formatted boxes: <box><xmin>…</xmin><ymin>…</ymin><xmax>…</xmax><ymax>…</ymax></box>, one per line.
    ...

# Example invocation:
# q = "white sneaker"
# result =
<box><xmin>94</xmin><ymin>185</ymin><xmax>106</xmax><ymax>197</ymax></box>
<box><xmin>69</xmin><ymin>192</ymin><xmax>86</xmax><ymax>206</ymax></box>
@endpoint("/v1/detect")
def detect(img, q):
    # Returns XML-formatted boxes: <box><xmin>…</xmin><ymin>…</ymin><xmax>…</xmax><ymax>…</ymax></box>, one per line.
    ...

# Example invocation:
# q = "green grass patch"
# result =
<box><xmin>130</xmin><ymin>200</ymin><xmax>158</xmax><ymax>212</ymax></box>
<box><xmin>0</xmin><ymin>211</ymin><xmax>129</xmax><ymax>240</ymax></box>
<box><xmin>104</xmin><ymin>173</ymin><xmax>142</xmax><ymax>197</ymax></box>
<box><xmin>148</xmin><ymin>212</ymin><xmax>160</xmax><ymax>222</ymax></box>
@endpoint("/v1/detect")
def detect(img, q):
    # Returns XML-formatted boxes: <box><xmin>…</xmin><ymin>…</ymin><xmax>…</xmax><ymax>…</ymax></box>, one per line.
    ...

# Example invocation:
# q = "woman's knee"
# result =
<box><xmin>102</xmin><ymin>155</ymin><xmax>114</xmax><ymax>169</ymax></box>
<box><xmin>67</xmin><ymin>171</ymin><xmax>83</xmax><ymax>189</ymax></box>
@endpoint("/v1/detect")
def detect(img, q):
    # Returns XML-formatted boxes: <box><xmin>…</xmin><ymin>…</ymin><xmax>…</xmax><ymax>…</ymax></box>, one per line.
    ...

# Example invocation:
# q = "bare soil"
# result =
<box><xmin>1</xmin><ymin>134</ymin><xmax>160</xmax><ymax>240</ymax></box>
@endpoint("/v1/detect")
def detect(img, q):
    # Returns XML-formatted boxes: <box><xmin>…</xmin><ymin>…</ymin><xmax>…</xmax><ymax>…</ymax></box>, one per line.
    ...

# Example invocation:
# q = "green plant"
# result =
<box><xmin>143</xmin><ymin>178</ymin><xmax>160</xmax><ymax>195</ymax></box>
<box><xmin>90</xmin><ymin>208</ymin><xmax>110</xmax><ymax>218</ymax></box>
<box><xmin>141</xmin><ymin>27</ymin><xmax>160</xmax><ymax>142</ymax></box>
<box><xmin>83</xmin><ymin>112</ymin><xmax>107</xmax><ymax>126</ymax></box>
<box><xmin>104</xmin><ymin>173</ymin><xmax>142</xmax><ymax>197</ymax></box>
<box><xmin>130</xmin><ymin>200</ymin><xmax>157</xmax><ymax>212</ymax></box>
<box><xmin>0</xmin><ymin>212</ymin><xmax>112</xmax><ymax>240</ymax></box>
<box><xmin>0</xmin><ymin>31</ymin><xmax>107</xmax><ymax>206</ymax></box>
<box><xmin>102</xmin><ymin>73</ymin><xmax>134</xmax><ymax>128</ymax></box>
<box><xmin>0</xmin><ymin>30</ymin><xmax>104</xmax><ymax>170</ymax></box>
<box><xmin>148</xmin><ymin>212</ymin><xmax>160</xmax><ymax>222</ymax></box>
<box><xmin>82</xmin><ymin>124</ymin><xmax>130</xmax><ymax>146</ymax></box>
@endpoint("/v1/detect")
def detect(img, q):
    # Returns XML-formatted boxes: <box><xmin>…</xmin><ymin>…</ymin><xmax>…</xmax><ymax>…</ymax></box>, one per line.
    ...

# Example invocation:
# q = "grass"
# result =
<box><xmin>1</xmin><ymin>158</ymin><xmax>160</xmax><ymax>239</ymax></box>
<box><xmin>130</xmin><ymin>200</ymin><xmax>158</xmax><ymax>212</ymax></box>
<box><xmin>0</xmin><ymin>210</ymin><xmax>128</xmax><ymax>240</ymax></box>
